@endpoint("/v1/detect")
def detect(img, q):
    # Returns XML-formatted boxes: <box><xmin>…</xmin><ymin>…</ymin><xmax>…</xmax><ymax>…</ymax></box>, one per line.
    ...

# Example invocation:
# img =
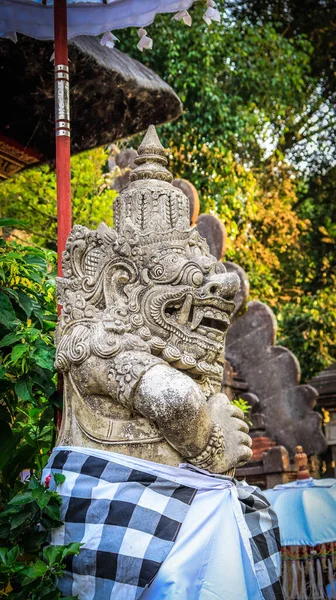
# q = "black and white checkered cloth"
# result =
<box><xmin>46</xmin><ymin>449</ymin><xmax>197</xmax><ymax>600</ymax></box>
<box><xmin>44</xmin><ymin>449</ymin><xmax>283</xmax><ymax>600</ymax></box>
<box><xmin>236</xmin><ymin>482</ymin><xmax>283</xmax><ymax>600</ymax></box>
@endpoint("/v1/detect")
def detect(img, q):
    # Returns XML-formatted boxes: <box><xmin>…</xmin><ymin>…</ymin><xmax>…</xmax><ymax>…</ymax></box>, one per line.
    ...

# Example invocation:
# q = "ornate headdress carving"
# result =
<box><xmin>113</xmin><ymin>125</ymin><xmax>192</xmax><ymax>245</ymax></box>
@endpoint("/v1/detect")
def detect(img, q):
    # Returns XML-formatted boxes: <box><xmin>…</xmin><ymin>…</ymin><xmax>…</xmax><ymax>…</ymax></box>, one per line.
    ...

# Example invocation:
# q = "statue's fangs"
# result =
<box><xmin>55</xmin><ymin>125</ymin><xmax>252</xmax><ymax>474</ymax></box>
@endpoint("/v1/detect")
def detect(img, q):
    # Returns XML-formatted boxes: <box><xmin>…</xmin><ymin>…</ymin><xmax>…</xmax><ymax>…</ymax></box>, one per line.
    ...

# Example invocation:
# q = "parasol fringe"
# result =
<box><xmin>333</xmin><ymin>543</ymin><xmax>336</xmax><ymax>569</ymax></box>
<box><xmin>299</xmin><ymin>562</ymin><xmax>308</xmax><ymax>600</ymax></box>
<box><xmin>316</xmin><ymin>558</ymin><xmax>326</xmax><ymax>599</ymax></box>
<box><xmin>309</xmin><ymin>559</ymin><xmax>319</xmax><ymax>599</ymax></box>
<box><xmin>290</xmin><ymin>560</ymin><xmax>299</xmax><ymax>600</ymax></box>
<box><xmin>281</xmin><ymin>546</ymin><xmax>336</xmax><ymax>599</ymax></box>
<box><xmin>283</xmin><ymin>558</ymin><xmax>289</xmax><ymax>600</ymax></box>
<box><xmin>328</xmin><ymin>558</ymin><xmax>336</xmax><ymax>599</ymax></box>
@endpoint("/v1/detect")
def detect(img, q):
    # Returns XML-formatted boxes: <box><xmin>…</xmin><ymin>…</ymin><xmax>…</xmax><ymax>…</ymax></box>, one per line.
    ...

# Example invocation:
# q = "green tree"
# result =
<box><xmin>228</xmin><ymin>0</ymin><xmax>336</xmax><ymax>172</ymax></box>
<box><xmin>118</xmin><ymin>2</ymin><xmax>335</xmax><ymax>379</ymax></box>
<box><xmin>0</xmin><ymin>147</ymin><xmax>116</xmax><ymax>249</ymax></box>
<box><xmin>119</xmin><ymin>5</ymin><xmax>315</xmax><ymax>184</ymax></box>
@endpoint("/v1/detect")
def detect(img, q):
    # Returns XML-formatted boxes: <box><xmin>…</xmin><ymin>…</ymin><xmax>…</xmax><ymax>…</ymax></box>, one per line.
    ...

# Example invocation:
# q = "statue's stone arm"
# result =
<box><xmin>135</xmin><ymin>364</ymin><xmax>252</xmax><ymax>473</ymax></box>
<box><xmin>134</xmin><ymin>363</ymin><xmax>214</xmax><ymax>459</ymax></box>
<box><xmin>70</xmin><ymin>352</ymin><xmax>252</xmax><ymax>473</ymax></box>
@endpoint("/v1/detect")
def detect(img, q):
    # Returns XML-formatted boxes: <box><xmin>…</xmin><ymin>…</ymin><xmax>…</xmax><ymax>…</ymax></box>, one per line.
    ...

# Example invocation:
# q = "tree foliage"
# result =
<box><xmin>0</xmin><ymin>148</ymin><xmax>116</xmax><ymax>249</ymax></box>
<box><xmin>227</xmin><ymin>0</ymin><xmax>336</xmax><ymax>171</ymax></box>
<box><xmin>0</xmin><ymin>233</ymin><xmax>80</xmax><ymax>598</ymax></box>
<box><xmin>0</xmin><ymin>474</ymin><xmax>80</xmax><ymax>600</ymax></box>
<box><xmin>118</xmin><ymin>1</ymin><xmax>336</xmax><ymax>381</ymax></box>
<box><xmin>0</xmin><ymin>234</ymin><xmax>57</xmax><ymax>490</ymax></box>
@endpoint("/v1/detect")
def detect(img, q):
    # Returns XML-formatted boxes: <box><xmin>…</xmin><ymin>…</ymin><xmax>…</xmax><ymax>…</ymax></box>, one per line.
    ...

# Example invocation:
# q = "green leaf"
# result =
<box><xmin>0</xmin><ymin>365</ymin><xmax>5</xmax><ymax>379</ymax></box>
<box><xmin>34</xmin><ymin>349</ymin><xmax>54</xmax><ymax>371</ymax></box>
<box><xmin>36</xmin><ymin>586</ymin><xmax>62</xmax><ymax>600</ymax></box>
<box><xmin>61</xmin><ymin>542</ymin><xmax>82</xmax><ymax>558</ymax></box>
<box><xmin>43</xmin><ymin>320</ymin><xmax>57</xmax><ymax>331</ymax></box>
<box><xmin>0</xmin><ymin>547</ymin><xmax>8</xmax><ymax>564</ymax></box>
<box><xmin>0</xmin><ymin>217</ymin><xmax>27</xmax><ymax>228</ymax></box>
<box><xmin>10</xmin><ymin>343</ymin><xmax>29</xmax><ymax>362</ymax></box>
<box><xmin>43</xmin><ymin>544</ymin><xmax>63</xmax><ymax>566</ymax></box>
<box><xmin>24</xmin><ymin>255</ymin><xmax>47</xmax><ymax>269</ymax></box>
<box><xmin>22</xmin><ymin>558</ymin><xmax>48</xmax><ymax>580</ymax></box>
<box><xmin>8</xmin><ymin>491</ymin><xmax>35</xmax><ymax>506</ymax></box>
<box><xmin>0</xmin><ymin>292</ymin><xmax>16</xmax><ymax>330</ymax></box>
<box><xmin>53</xmin><ymin>473</ymin><xmax>66</xmax><ymax>485</ymax></box>
<box><xmin>29</xmin><ymin>272</ymin><xmax>42</xmax><ymax>285</ymax></box>
<box><xmin>0</xmin><ymin>331</ymin><xmax>21</xmax><ymax>348</ymax></box>
<box><xmin>41</xmin><ymin>502</ymin><xmax>61</xmax><ymax>522</ymax></box>
<box><xmin>10</xmin><ymin>510</ymin><xmax>32</xmax><ymax>530</ymax></box>
<box><xmin>5</xmin><ymin>288</ymin><xmax>20</xmax><ymax>303</ymax></box>
<box><xmin>15</xmin><ymin>379</ymin><xmax>33</xmax><ymax>401</ymax></box>
<box><xmin>32</xmin><ymin>488</ymin><xmax>51</xmax><ymax>510</ymax></box>
<box><xmin>6</xmin><ymin>544</ymin><xmax>19</xmax><ymax>565</ymax></box>
<box><xmin>17</xmin><ymin>289</ymin><xmax>34</xmax><ymax>317</ymax></box>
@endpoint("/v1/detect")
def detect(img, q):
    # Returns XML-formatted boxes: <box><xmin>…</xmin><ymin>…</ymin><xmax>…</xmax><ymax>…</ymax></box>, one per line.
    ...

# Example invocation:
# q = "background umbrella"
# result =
<box><xmin>0</xmin><ymin>0</ymin><xmax>217</xmax><ymax>274</ymax></box>
<box><xmin>264</xmin><ymin>446</ymin><xmax>336</xmax><ymax>600</ymax></box>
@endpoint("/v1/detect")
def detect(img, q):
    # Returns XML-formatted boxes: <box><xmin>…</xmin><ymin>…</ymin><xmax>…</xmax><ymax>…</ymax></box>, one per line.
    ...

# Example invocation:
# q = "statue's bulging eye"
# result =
<box><xmin>192</xmin><ymin>271</ymin><xmax>204</xmax><ymax>286</ymax></box>
<box><xmin>180</xmin><ymin>267</ymin><xmax>204</xmax><ymax>287</ymax></box>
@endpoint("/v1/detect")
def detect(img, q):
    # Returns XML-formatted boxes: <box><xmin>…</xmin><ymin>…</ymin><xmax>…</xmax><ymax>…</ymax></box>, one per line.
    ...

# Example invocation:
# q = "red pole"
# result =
<box><xmin>54</xmin><ymin>0</ymin><xmax>72</xmax><ymax>278</ymax></box>
<box><xmin>54</xmin><ymin>0</ymin><xmax>71</xmax><ymax>432</ymax></box>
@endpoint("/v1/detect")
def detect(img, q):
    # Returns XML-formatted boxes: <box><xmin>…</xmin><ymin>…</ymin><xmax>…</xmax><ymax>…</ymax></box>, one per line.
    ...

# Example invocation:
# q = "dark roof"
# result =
<box><xmin>0</xmin><ymin>34</ymin><xmax>182</xmax><ymax>164</ymax></box>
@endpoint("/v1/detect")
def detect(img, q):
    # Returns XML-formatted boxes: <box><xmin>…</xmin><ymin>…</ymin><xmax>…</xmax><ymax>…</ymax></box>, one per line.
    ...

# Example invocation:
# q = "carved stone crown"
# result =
<box><xmin>113</xmin><ymin>125</ymin><xmax>190</xmax><ymax>240</ymax></box>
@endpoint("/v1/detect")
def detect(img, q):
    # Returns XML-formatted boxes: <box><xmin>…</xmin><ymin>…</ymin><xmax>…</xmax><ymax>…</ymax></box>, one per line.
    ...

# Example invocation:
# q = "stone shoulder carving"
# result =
<box><xmin>55</xmin><ymin>126</ymin><xmax>252</xmax><ymax>473</ymax></box>
<box><xmin>108</xmin><ymin>351</ymin><xmax>165</xmax><ymax>410</ymax></box>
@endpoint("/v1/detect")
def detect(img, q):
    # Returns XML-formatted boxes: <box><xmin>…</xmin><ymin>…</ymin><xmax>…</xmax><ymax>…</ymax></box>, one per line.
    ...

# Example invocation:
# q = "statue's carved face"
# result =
<box><xmin>58</xmin><ymin>223</ymin><xmax>239</xmax><ymax>393</ymax></box>
<box><xmin>139</xmin><ymin>241</ymin><xmax>238</xmax><ymax>358</ymax></box>
<box><xmin>94</xmin><ymin>227</ymin><xmax>240</xmax><ymax>393</ymax></box>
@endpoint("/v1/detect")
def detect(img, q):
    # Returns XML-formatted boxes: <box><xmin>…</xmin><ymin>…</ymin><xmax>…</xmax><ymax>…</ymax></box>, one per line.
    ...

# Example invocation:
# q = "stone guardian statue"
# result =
<box><xmin>45</xmin><ymin>126</ymin><xmax>282</xmax><ymax>600</ymax></box>
<box><xmin>55</xmin><ymin>125</ymin><xmax>252</xmax><ymax>474</ymax></box>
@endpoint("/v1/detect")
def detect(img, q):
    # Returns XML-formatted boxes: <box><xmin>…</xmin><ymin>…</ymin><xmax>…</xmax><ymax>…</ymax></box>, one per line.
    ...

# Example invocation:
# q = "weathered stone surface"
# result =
<box><xmin>263</xmin><ymin>446</ymin><xmax>290</xmax><ymax>473</ymax></box>
<box><xmin>109</xmin><ymin>149</ymin><xmax>138</xmax><ymax>192</ymax></box>
<box><xmin>111</xmin><ymin>171</ymin><xmax>132</xmax><ymax>193</ymax></box>
<box><xmin>226</xmin><ymin>300</ymin><xmax>327</xmax><ymax>457</ymax></box>
<box><xmin>223</xmin><ymin>262</ymin><xmax>249</xmax><ymax>317</ymax></box>
<box><xmin>55</xmin><ymin>126</ymin><xmax>252</xmax><ymax>474</ymax></box>
<box><xmin>115</xmin><ymin>148</ymin><xmax>138</xmax><ymax>170</ymax></box>
<box><xmin>173</xmin><ymin>178</ymin><xmax>200</xmax><ymax>225</ymax></box>
<box><xmin>196</xmin><ymin>214</ymin><xmax>226</xmax><ymax>260</ymax></box>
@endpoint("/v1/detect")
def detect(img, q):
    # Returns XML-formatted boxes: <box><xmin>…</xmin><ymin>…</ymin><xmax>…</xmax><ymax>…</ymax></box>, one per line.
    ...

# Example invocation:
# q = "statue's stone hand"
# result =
<box><xmin>206</xmin><ymin>393</ymin><xmax>253</xmax><ymax>473</ymax></box>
